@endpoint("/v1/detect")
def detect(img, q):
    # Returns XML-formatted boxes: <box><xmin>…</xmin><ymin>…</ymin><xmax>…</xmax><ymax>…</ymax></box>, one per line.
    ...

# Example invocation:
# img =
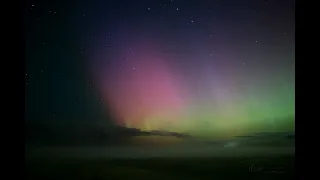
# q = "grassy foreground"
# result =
<box><xmin>26</xmin><ymin>156</ymin><xmax>294</xmax><ymax>180</ymax></box>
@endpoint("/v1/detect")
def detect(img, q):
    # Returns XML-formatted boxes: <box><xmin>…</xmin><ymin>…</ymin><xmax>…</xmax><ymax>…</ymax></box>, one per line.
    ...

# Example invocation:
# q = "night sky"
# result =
<box><xmin>26</xmin><ymin>0</ymin><xmax>295</xmax><ymax>140</ymax></box>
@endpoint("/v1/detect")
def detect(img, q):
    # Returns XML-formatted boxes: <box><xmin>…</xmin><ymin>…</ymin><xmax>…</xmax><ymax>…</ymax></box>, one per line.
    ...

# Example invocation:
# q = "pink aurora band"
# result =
<box><xmin>94</xmin><ymin>40</ymin><xmax>186</xmax><ymax>131</ymax></box>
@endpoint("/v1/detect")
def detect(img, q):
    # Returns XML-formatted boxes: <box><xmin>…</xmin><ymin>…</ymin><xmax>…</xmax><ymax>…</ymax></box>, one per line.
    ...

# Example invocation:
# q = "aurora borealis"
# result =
<box><xmin>25</xmin><ymin>2</ymin><xmax>295</xmax><ymax>180</ymax></box>
<box><xmin>91</xmin><ymin>29</ymin><xmax>294</xmax><ymax>139</ymax></box>
<box><xmin>26</xmin><ymin>0</ymin><xmax>295</xmax><ymax>140</ymax></box>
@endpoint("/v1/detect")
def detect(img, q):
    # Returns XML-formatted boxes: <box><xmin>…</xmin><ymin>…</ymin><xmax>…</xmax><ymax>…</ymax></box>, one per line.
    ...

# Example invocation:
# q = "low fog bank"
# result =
<box><xmin>26</xmin><ymin>123</ymin><xmax>294</xmax><ymax>159</ymax></box>
<box><xmin>26</xmin><ymin>144</ymin><xmax>294</xmax><ymax>159</ymax></box>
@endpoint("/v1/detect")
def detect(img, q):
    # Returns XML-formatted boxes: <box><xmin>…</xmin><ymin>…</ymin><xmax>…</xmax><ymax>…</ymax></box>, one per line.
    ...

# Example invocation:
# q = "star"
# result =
<box><xmin>41</xmin><ymin>69</ymin><xmax>43</xmax><ymax>73</ymax></box>
<box><xmin>191</xmin><ymin>20</ymin><xmax>194</xmax><ymax>23</ymax></box>
<box><xmin>133</xmin><ymin>67</ymin><xmax>136</xmax><ymax>70</ymax></box>
<box><xmin>148</xmin><ymin>8</ymin><xmax>151</xmax><ymax>10</ymax></box>
<box><xmin>177</xmin><ymin>8</ymin><xmax>179</xmax><ymax>11</ymax></box>
<box><xmin>255</xmin><ymin>40</ymin><xmax>258</xmax><ymax>43</ymax></box>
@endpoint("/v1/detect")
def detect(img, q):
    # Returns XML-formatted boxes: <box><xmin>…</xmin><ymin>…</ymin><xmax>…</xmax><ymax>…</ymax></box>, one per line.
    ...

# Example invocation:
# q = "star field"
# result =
<box><xmin>26</xmin><ymin>0</ymin><xmax>294</xmax><ymax>139</ymax></box>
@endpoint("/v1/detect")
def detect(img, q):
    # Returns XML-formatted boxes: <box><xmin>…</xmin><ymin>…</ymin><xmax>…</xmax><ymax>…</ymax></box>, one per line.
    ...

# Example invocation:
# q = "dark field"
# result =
<box><xmin>26</xmin><ymin>156</ymin><xmax>294</xmax><ymax>180</ymax></box>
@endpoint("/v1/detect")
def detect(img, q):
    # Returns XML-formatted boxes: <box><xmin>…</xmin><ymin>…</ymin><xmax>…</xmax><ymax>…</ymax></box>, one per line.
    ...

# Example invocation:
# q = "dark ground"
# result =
<box><xmin>26</xmin><ymin>155</ymin><xmax>294</xmax><ymax>180</ymax></box>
